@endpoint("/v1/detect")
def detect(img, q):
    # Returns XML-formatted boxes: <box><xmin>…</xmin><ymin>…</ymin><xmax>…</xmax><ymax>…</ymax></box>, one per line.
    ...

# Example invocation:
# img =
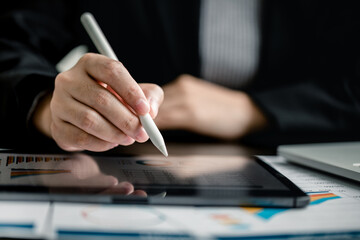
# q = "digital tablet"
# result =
<box><xmin>0</xmin><ymin>152</ymin><xmax>309</xmax><ymax>207</ymax></box>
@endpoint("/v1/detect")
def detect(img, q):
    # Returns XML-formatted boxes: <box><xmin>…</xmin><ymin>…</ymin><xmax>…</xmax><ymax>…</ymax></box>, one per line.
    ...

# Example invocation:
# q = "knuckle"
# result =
<box><xmin>54</xmin><ymin>72</ymin><xmax>71</xmax><ymax>88</ymax></box>
<box><xmin>120</xmin><ymin>115</ymin><xmax>137</xmax><ymax>132</ymax></box>
<box><xmin>125</xmin><ymin>84</ymin><xmax>141</xmax><ymax>100</ymax></box>
<box><xmin>94</xmin><ymin>90</ymin><xmax>112</xmax><ymax>107</ymax></box>
<box><xmin>79</xmin><ymin>110</ymin><xmax>97</xmax><ymax>131</ymax></box>
<box><xmin>75</xmin><ymin>131</ymin><xmax>92</xmax><ymax>148</ymax></box>
<box><xmin>102</xmin><ymin>60</ymin><xmax>124</xmax><ymax>81</ymax></box>
<box><xmin>79</xmin><ymin>53</ymin><xmax>96</xmax><ymax>64</ymax></box>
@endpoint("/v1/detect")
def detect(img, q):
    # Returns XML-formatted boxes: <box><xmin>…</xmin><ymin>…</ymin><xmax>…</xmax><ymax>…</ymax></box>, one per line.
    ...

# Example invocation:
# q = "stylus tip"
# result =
<box><xmin>158</xmin><ymin>145</ymin><xmax>168</xmax><ymax>157</ymax></box>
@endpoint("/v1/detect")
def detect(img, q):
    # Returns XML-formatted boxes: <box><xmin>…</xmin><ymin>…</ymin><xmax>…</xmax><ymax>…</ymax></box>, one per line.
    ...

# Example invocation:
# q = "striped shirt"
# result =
<box><xmin>199</xmin><ymin>0</ymin><xmax>261</xmax><ymax>89</ymax></box>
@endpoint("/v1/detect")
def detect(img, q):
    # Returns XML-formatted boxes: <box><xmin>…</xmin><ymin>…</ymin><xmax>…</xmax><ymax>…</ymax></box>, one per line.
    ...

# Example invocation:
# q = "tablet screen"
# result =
<box><xmin>0</xmin><ymin>153</ymin><xmax>309</xmax><ymax>207</ymax></box>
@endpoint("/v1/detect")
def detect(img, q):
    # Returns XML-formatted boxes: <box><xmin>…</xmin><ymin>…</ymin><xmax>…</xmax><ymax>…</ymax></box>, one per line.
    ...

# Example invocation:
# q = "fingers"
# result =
<box><xmin>131</xmin><ymin>190</ymin><xmax>148</xmax><ymax>197</ymax></box>
<box><xmin>50</xmin><ymin>53</ymin><xmax>164</xmax><ymax>152</ymax></box>
<box><xmin>61</xmin><ymin>74</ymin><xmax>148</xmax><ymax>143</ymax></box>
<box><xmin>154</xmin><ymin>82</ymin><xmax>190</xmax><ymax>130</ymax></box>
<box><xmin>79</xmin><ymin>53</ymin><xmax>150</xmax><ymax>115</ymax></box>
<box><xmin>51</xmin><ymin>120</ymin><xmax>121</xmax><ymax>152</ymax></box>
<box><xmin>100</xmin><ymin>182</ymin><xmax>148</xmax><ymax>197</ymax></box>
<box><xmin>100</xmin><ymin>181</ymin><xmax>135</xmax><ymax>195</ymax></box>
<box><xmin>140</xmin><ymin>83</ymin><xmax>164</xmax><ymax>118</ymax></box>
<box><xmin>57</xmin><ymin>93</ymin><xmax>133</xmax><ymax>143</ymax></box>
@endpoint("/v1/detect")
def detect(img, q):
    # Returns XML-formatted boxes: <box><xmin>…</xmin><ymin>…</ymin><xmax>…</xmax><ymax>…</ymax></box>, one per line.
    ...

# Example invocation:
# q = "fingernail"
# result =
<box><xmin>121</xmin><ymin>136</ymin><xmax>135</xmax><ymax>146</ymax></box>
<box><xmin>135</xmin><ymin>99</ymin><xmax>150</xmax><ymax>115</ymax></box>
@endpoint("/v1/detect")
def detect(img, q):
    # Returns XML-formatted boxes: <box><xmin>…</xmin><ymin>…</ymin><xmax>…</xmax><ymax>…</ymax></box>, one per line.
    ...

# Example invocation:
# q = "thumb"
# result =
<box><xmin>140</xmin><ymin>83</ymin><xmax>164</xmax><ymax>118</ymax></box>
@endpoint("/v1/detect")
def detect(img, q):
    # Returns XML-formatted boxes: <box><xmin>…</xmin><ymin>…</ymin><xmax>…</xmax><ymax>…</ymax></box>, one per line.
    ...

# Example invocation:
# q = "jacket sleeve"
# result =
<box><xmin>0</xmin><ymin>1</ymin><xmax>74</xmax><ymax>148</ymax></box>
<box><xmin>247</xmin><ymin>76</ymin><xmax>360</xmax><ymax>145</ymax></box>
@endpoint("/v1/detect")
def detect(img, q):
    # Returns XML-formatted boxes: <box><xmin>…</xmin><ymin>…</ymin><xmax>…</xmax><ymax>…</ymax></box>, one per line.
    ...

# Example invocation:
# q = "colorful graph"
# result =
<box><xmin>242</xmin><ymin>192</ymin><xmax>340</xmax><ymax>220</ymax></box>
<box><xmin>309</xmin><ymin>192</ymin><xmax>341</xmax><ymax>205</ymax></box>
<box><xmin>241</xmin><ymin>207</ymin><xmax>288</xmax><ymax>220</ymax></box>
<box><xmin>16</xmin><ymin>156</ymin><xmax>24</xmax><ymax>164</ymax></box>
<box><xmin>211</xmin><ymin>214</ymin><xmax>250</xmax><ymax>230</ymax></box>
<box><xmin>11</xmin><ymin>169</ymin><xmax>71</xmax><ymax>178</ymax></box>
<box><xmin>6</xmin><ymin>156</ymin><xmax>15</xmax><ymax>166</ymax></box>
<box><xmin>5</xmin><ymin>155</ymin><xmax>67</xmax><ymax>166</ymax></box>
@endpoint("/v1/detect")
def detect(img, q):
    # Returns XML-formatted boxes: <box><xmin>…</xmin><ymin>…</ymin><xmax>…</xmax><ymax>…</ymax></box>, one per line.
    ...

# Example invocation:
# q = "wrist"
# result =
<box><xmin>237</xmin><ymin>92</ymin><xmax>268</xmax><ymax>136</ymax></box>
<box><xmin>31</xmin><ymin>92</ymin><xmax>53</xmax><ymax>138</ymax></box>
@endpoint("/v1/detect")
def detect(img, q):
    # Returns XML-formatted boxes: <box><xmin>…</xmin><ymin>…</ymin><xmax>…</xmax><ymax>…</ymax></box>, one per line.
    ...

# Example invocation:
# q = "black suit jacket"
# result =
<box><xmin>1</xmin><ymin>0</ymin><xmax>360</xmax><ymax>148</ymax></box>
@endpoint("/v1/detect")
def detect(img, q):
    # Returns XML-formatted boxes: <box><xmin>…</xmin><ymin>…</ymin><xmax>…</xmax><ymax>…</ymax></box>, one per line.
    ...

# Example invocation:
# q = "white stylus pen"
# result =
<box><xmin>81</xmin><ymin>12</ymin><xmax>168</xmax><ymax>157</ymax></box>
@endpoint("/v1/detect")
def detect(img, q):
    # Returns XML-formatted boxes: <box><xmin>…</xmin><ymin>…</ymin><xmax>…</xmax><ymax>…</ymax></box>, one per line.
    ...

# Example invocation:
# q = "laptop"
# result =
<box><xmin>278</xmin><ymin>141</ymin><xmax>360</xmax><ymax>182</ymax></box>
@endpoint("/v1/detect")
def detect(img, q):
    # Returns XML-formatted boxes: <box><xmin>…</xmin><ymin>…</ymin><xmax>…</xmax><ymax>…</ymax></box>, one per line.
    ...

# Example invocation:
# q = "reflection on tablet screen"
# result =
<box><xmin>1</xmin><ymin>154</ymin><xmax>286</xmax><ymax>190</ymax></box>
<box><xmin>0</xmin><ymin>153</ymin><xmax>309</xmax><ymax>207</ymax></box>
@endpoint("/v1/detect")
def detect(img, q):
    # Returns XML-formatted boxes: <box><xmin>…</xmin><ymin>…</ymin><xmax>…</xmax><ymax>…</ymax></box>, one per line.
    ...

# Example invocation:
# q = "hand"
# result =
<box><xmin>155</xmin><ymin>74</ymin><xmax>267</xmax><ymax>139</ymax></box>
<box><xmin>32</xmin><ymin>53</ymin><xmax>164</xmax><ymax>152</ymax></box>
